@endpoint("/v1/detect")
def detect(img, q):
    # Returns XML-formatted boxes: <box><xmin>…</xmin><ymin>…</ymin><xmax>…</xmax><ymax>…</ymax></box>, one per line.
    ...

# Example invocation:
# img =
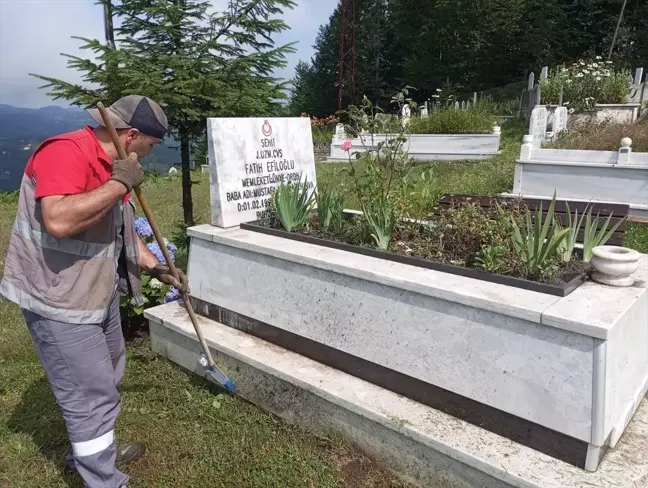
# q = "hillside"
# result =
<box><xmin>0</xmin><ymin>104</ymin><xmax>191</xmax><ymax>192</ymax></box>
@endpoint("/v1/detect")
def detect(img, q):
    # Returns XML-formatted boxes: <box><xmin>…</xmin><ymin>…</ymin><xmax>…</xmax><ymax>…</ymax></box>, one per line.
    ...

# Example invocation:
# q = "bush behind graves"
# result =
<box><xmin>408</xmin><ymin>108</ymin><xmax>496</xmax><ymax>135</ymax></box>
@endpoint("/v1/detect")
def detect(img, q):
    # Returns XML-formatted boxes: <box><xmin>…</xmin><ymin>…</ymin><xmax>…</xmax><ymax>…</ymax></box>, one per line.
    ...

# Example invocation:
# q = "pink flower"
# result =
<box><xmin>341</xmin><ymin>139</ymin><xmax>352</xmax><ymax>152</ymax></box>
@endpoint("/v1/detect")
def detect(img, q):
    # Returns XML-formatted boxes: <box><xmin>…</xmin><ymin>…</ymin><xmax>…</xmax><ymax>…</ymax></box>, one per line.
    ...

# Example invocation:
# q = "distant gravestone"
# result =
<box><xmin>529</xmin><ymin>106</ymin><xmax>548</xmax><ymax>148</ymax></box>
<box><xmin>401</xmin><ymin>104</ymin><xmax>411</xmax><ymax>127</ymax></box>
<box><xmin>334</xmin><ymin>123</ymin><xmax>346</xmax><ymax>141</ymax></box>
<box><xmin>553</xmin><ymin>107</ymin><xmax>569</xmax><ymax>135</ymax></box>
<box><xmin>206</xmin><ymin>117</ymin><xmax>318</xmax><ymax>227</ymax></box>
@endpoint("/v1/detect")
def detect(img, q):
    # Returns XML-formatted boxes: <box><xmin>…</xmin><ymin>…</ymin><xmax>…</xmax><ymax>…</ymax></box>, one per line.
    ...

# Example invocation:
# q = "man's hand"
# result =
<box><xmin>109</xmin><ymin>152</ymin><xmax>145</xmax><ymax>192</ymax></box>
<box><xmin>150</xmin><ymin>264</ymin><xmax>190</xmax><ymax>294</ymax></box>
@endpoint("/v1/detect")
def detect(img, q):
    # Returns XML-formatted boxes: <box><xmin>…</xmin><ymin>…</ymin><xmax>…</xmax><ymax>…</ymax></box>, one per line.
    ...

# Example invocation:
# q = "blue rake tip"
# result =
<box><xmin>224</xmin><ymin>379</ymin><xmax>237</xmax><ymax>395</ymax></box>
<box><xmin>206</xmin><ymin>366</ymin><xmax>237</xmax><ymax>394</ymax></box>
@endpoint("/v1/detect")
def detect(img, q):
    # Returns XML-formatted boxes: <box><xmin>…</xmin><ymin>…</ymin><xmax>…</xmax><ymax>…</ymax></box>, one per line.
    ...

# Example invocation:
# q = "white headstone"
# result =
<box><xmin>334</xmin><ymin>123</ymin><xmax>346</xmax><ymax>141</ymax></box>
<box><xmin>553</xmin><ymin>106</ymin><xmax>569</xmax><ymax>135</ymax></box>
<box><xmin>401</xmin><ymin>104</ymin><xmax>411</xmax><ymax>127</ymax></box>
<box><xmin>635</xmin><ymin>68</ymin><xmax>644</xmax><ymax>85</ymax></box>
<box><xmin>529</xmin><ymin>106</ymin><xmax>548</xmax><ymax>148</ymax></box>
<box><xmin>206</xmin><ymin>117</ymin><xmax>318</xmax><ymax>228</ymax></box>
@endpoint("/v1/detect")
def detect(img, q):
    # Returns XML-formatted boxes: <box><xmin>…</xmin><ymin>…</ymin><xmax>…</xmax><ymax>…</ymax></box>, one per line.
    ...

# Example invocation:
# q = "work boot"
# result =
<box><xmin>65</xmin><ymin>442</ymin><xmax>146</xmax><ymax>473</ymax></box>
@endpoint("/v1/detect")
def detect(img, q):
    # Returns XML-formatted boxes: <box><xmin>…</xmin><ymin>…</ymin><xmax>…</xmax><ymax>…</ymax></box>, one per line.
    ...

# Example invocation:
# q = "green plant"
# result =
<box><xmin>407</xmin><ymin>108</ymin><xmax>495</xmax><ymax>135</ymax></box>
<box><xmin>341</xmin><ymin>87</ymin><xmax>419</xmax><ymax>247</ymax></box>
<box><xmin>316</xmin><ymin>186</ymin><xmax>345</xmax><ymax>230</ymax></box>
<box><xmin>505</xmin><ymin>192</ymin><xmax>571</xmax><ymax>278</ymax></box>
<box><xmin>272</xmin><ymin>176</ymin><xmax>315</xmax><ymax>232</ymax></box>
<box><xmin>582</xmin><ymin>207</ymin><xmax>626</xmax><ymax>262</ymax></box>
<box><xmin>556</xmin><ymin>201</ymin><xmax>588</xmax><ymax>262</ymax></box>
<box><xmin>541</xmin><ymin>57</ymin><xmax>631</xmax><ymax>112</ymax></box>
<box><xmin>364</xmin><ymin>197</ymin><xmax>396</xmax><ymax>251</ymax></box>
<box><xmin>474</xmin><ymin>244</ymin><xmax>506</xmax><ymax>273</ymax></box>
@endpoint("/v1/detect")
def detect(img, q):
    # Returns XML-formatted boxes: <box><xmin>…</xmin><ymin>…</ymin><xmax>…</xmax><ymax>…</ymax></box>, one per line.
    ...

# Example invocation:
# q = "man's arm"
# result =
<box><xmin>137</xmin><ymin>235</ymin><xmax>159</xmax><ymax>271</ymax></box>
<box><xmin>41</xmin><ymin>180</ymin><xmax>128</xmax><ymax>239</ymax></box>
<box><xmin>39</xmin><ymin>152</ymin><xmax>145</xmax><ymax>240</ymax></box>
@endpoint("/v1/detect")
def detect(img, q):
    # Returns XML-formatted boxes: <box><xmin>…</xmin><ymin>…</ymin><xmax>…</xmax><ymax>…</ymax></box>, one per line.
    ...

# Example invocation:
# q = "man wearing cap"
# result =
<box><xmin>0</xmin><ymin>95</ymin><xmax>189</xmax><ymax>488</ymax></box>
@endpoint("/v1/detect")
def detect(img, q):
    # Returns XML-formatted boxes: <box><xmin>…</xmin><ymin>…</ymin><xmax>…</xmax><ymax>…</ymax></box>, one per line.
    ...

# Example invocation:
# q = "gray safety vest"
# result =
<box><xmin>0</xmin><ymin>134</ymin><xmax>144</xmax><ymax>324</ymax></box>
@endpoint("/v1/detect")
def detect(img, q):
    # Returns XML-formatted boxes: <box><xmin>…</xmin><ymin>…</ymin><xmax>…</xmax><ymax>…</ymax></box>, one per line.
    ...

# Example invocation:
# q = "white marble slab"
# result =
<box><xmin>513</xmin><ymin>161</ymin><xmax>648</xmax><ymax>214</ymax></box>
<box><xmin>187</xmin><ymin>224</ymin><xmax>560</xmax><ymax>325</ymax></box>
<box><xmin>206</xmin><ymin>117</ymin><xmax>317</xmax><ymax>227</ymax></box>
<box><xmin>328</xmin><ymin>132</ymin><xmax>501</xmax><ymax>161</ymax></box>
<box><xmin>146</xmin><ymin>301</ymin><xmax>648</xmax><ymax>488</ymax></box>
<box><xmin>187</xmin><ymin>232</ymin><xmax>595</xmax><ymax>442</ymax></box>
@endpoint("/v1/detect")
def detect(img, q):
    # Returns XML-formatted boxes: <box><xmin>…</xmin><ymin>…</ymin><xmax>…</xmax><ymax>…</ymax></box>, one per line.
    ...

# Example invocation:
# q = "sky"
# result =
<box><xmin>0</xmin><ymin>0</ymin><xmax>337</xmax><ymax>108</ymax></box>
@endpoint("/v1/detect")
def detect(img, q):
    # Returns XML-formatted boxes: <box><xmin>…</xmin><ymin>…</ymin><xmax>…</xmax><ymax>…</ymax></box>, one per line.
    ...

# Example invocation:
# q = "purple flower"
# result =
<box><xmin>146</xmin><ymin>241</ymin><xmax>175</xmax><ymax>265</ymax></box>
<box><xmin>164</xmin><ymin>287</ymin><xmax>181</xmax><ymax>303</ymax></box>
<box><xmin>135</xmin><ymin>216</ymin><xmax>153</xmax><ymax>238</ymax></box>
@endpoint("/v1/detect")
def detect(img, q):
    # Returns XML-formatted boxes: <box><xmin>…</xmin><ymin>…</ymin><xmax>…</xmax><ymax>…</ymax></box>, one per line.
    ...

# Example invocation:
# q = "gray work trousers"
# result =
<box><xmin>23</xmin><ymin>290</ymin><xmax>129</xmax><ymax>488</ymax></box>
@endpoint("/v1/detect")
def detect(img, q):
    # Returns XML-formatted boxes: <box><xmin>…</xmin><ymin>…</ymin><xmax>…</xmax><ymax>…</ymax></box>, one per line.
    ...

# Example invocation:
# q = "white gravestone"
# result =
<box><xmin>334</xmin><ymin>123</ymin><xmax>346</xmax><ymax>142</ymax></box>
<box><xmin>401</xmin><ymin>104</ymin><xmax>411</xmax><ymax>127</ymax></box>
<box><xmin>529</xmin><ymin>106</ymin><xmax>548</xmax><ymax>148</ymax></box>
<box><xmin>553</xmin><ymin>107</ymin><xmax>569</xmax><ymax>135</ymax></box>
<box><xmin>207</xmin><ymin>117</ymin><xmax>318</xmax><ymax>228</ymax></box>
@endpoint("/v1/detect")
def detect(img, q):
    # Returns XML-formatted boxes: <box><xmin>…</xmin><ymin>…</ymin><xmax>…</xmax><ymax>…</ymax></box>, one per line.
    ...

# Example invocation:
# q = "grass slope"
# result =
<box><xmin>1</xmin><ymin>121</ymin><xmax>647</xmax><ymax>487</ymax></box>
<box><xmin>0</xmin><ymin>193</ymin><xmax>410</xmax><ymax>488</ymax></box>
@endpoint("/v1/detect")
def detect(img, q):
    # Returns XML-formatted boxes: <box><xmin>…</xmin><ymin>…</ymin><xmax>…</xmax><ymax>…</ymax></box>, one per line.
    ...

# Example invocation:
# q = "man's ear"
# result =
<box><xmin>127</xmin><ymin>128</ymin><xmax>141</xmax><ymax>143</ymax></box>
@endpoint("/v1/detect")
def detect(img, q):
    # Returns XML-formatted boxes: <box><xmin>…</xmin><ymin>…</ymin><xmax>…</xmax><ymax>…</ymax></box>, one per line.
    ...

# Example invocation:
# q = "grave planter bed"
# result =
<box><xmin>512</xmin><ymin>134</ymin><xmax>648</xmax><ymax>221</ymax></box>
<box><xmin>327</xmin><ymin>129</ymin><xmax>502</xmax><ymax>162</ymax></box>
<box><xmin>240</xmin><ymin>219</ymin><xmax>588</xmax><ymax>297</ymax></box>
<box><xmin>185</xmin><ymin>222</ymin><xmax>648</xmax><ymax>473</ymax></box>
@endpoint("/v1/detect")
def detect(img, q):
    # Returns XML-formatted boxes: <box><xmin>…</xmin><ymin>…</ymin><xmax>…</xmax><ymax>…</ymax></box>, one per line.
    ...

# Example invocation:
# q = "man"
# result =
<box><xmin>0</xmin><ymin>95</ymin><xmax>189</xmax><ymax>488</ymax></box>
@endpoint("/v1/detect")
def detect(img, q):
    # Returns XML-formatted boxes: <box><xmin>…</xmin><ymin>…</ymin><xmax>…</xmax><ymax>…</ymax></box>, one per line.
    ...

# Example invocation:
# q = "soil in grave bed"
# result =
<box><xmin>244</xmin><ymin>201</ymin><xmax>590</xmax><ymax>296</ymax></box>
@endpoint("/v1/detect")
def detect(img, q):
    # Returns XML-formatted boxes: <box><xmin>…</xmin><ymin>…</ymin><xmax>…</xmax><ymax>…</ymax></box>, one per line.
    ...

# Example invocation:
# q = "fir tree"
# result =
<box><xmin>31</xmin><ymin>0</ymin><xmax>296</xmax><ymax>226</ymax></box>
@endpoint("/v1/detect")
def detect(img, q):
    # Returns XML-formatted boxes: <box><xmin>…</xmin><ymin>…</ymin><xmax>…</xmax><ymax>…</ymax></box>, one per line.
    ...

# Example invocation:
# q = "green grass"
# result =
<box><xmin>0</xmin><ymin>183</ymin><xmax>411</xmax><ymax>488</ymax></box>
<box><xmin>1</xmin><ymin>118</ymin><xmax>647</xmax><ymax>487</ymax></box>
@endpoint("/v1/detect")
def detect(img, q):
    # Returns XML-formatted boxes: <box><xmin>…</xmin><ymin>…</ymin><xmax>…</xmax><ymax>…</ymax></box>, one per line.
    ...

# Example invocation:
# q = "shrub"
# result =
<box><xmin>121</xmin><ymin>216</ymin><xmax>183</xmax><ymax>318</ymax></box>
<box><xmin>302</xmin><ymin>113</ymin><xmax>339</xmax><ymax>142</ymax></box>
<box><xmin>548</xmin><ymin>119</ymin><xmax>648</xmax><ymax>152</ymax></box>
<box><xmin>541</xmin><ymin>57</ymin><xmax>631</xmax><ymax>112</ymax></box>
<box><xmin>407</xmin><ymin>108</ymin><xmax>495</xmax><ymax>134</ymax></box>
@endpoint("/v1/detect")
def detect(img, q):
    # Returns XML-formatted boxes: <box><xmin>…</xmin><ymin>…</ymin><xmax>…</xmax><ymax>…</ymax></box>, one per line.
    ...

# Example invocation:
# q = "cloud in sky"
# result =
<box><xmin>0</xmin><ymin>0</ymin><xmax>337</xmax><ymax>108</ymax></box>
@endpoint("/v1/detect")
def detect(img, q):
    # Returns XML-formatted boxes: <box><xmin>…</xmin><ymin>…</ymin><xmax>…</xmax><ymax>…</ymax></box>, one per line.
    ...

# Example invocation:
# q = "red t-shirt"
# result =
<box><xmin>25</xmin><ymin>125</ymin><xmax>131</xmax><ymax>203</ymax></box>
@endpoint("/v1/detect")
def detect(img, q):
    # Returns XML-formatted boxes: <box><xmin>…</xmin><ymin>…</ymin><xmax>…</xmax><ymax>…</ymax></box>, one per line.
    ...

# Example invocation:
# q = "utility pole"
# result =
<box><xmin>337</xmin><ymin>0</ymin><xmax>357</xmax><ymax>112</ymax></box>
<box><xmin>608</xmin><ymin>0</ymin><xmax>628</xmax><ymax>60</ymax></box>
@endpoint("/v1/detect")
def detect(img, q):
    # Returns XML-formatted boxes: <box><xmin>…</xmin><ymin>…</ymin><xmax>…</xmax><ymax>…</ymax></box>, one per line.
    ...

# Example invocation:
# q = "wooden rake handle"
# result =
<box><xmin>97</xmin><ymin>102</ymin><xmax>217</xmax><ymax>367</ymax></box>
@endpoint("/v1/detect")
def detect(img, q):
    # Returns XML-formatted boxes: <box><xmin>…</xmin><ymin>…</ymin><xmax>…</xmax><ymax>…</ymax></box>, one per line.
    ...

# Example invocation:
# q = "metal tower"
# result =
<box><xmin>337</xmin><ymin>0</ymin><xmax>357</xmax><ymax>111</ymax></box>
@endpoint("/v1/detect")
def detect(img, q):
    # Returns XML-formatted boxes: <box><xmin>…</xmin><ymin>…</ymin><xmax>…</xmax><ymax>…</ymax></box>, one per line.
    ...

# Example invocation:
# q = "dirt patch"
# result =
<box><xmin>330</xmin><ymin>444</ymin><xmax>416</xmax><ymax>488</ymax></box>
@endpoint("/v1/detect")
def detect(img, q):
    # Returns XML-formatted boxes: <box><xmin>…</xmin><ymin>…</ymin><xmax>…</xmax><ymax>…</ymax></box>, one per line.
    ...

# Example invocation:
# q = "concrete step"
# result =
<box><xmin>145</xmin><ymin>301</ymin><xmax>648</xmax><ymax>488</ymax></box>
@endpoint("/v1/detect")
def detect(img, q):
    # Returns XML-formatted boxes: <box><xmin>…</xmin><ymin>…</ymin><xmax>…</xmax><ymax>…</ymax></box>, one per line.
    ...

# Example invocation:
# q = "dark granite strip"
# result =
<box><xmin>190</xmin><ymin>297</ymin><xmax>589</xmax><ymax>469</ymax></box>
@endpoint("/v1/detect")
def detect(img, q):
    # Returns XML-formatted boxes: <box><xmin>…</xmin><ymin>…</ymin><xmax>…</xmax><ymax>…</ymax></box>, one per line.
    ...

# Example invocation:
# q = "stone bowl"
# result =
<box><xmin>591</xmin><ymin>245</ymin><xmax>641</xmax><ymax>287</ymax></box>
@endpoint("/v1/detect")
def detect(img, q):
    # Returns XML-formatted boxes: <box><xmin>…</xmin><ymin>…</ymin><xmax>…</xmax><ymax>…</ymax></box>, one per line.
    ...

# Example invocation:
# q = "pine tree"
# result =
<box><xmin>288</xmin><ymin>7</ymin><xmax>341</xmax><ymax>116</ymax></box>
<box><xmin>31</xmin><ymin>0</ymin><xmax>296</xmax><ymax>226</ymax></box>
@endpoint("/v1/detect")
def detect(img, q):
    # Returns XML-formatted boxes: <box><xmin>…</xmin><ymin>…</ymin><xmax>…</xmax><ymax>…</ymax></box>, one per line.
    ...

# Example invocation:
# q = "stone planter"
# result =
<box><xmin>312</xmin><ymin>140</ymin><xmax>331</xmax><ymax>162</ymax></box>
<box><xmin>547</xmin><ymin>104</ymin><xmax>641</xmax><ymax>126</ymax></box>
<box><xmin>512</xmin><ymin>136</ymin><xmax>648</xmax><ymax>221</ymax></box>
<box><xmin>591</xmin><ymin>246</ymin><xmax>641</xmax><ymax>287</ymax></box>
<box><xmin>328</xmin><ymin>127</ymin><xmax>501</xmax><ymax>162</ymax></box>
<box><xmin>161</xmin><ymin>224</ymin><xmax>648</xmax><ymax>473</ymax></box>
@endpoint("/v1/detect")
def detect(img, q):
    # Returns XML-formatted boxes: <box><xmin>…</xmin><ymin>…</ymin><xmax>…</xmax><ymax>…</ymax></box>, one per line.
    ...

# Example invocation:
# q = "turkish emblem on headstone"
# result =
<box><xmin>262</xmin><ymin>120</ymin><xmax>272</xmax><ymax>137</ymax></box>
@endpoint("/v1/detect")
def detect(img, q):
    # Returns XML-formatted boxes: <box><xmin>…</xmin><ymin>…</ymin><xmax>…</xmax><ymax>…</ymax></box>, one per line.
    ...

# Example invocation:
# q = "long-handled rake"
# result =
<box><xmin>97</xmin><ymin>102</ymin><xmax>237</xmax><ymax>394</ymax></box>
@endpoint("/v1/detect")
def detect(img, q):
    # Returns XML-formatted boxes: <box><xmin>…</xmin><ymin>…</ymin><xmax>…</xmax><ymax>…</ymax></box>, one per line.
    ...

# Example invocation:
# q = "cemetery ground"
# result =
<box><xmin>1</xmin><ymin>119</ymin><xmax>647</xmax><ymax>488</ymax></box>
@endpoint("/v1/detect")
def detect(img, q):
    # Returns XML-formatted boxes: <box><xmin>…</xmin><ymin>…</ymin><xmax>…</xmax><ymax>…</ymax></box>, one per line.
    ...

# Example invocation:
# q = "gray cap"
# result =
<box><xmin>87</xmin><ymin>95</ymin><xmax>168</xmax><ymax>139</ymax></box>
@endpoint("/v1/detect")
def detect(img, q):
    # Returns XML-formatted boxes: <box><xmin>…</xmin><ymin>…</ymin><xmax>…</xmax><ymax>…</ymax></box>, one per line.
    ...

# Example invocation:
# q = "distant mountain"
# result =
<box><xmin>0</xmin><ymin>104</ymin><xmax>191</xmax><ymax>192</ymax></box>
